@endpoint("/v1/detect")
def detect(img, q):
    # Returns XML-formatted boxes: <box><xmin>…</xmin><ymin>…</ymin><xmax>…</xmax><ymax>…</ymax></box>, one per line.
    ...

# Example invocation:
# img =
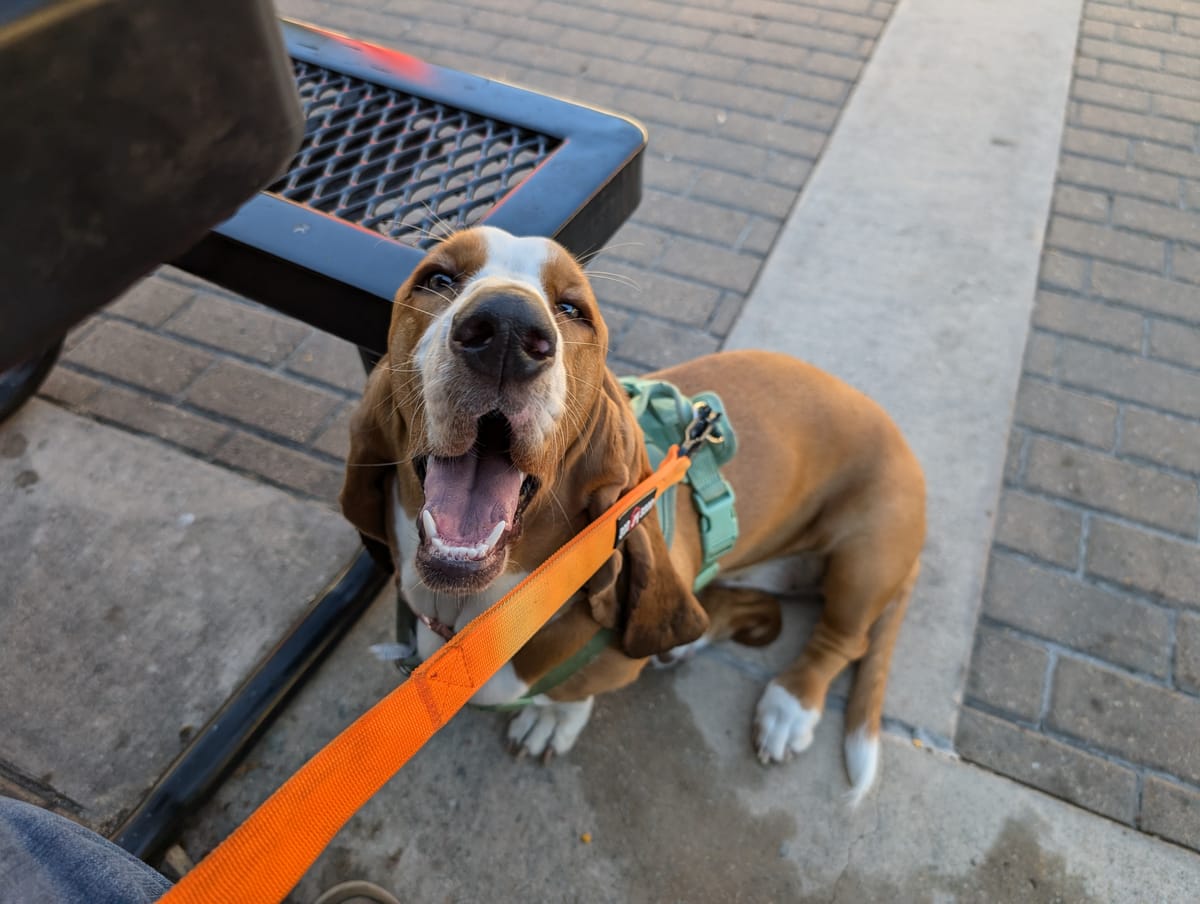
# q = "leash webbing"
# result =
<box><xmin>158</xmin><ymin>446</ymin><xmax>694</xmax><ymax>904</ymax></box>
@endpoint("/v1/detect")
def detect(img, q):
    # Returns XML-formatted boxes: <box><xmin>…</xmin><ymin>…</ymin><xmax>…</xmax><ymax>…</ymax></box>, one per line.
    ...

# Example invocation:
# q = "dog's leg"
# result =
<box><xmin>754</xmin><ymin>540</ymin><xmax>912</xmax><ymax>770</ymax></box>
<box><xmin>655</xmin><ymin>586</ymin><xmax>782</xmax><ymax>667</ymax></box>
<box><xmin>842</xmin><ymin>560</ymin><xmax>919</xmax><ymax>802</ymax></box>
<box><xmin>507</xmin><ymin>697</ymin><xmax>594</xmax><ymax>762</ymax></box>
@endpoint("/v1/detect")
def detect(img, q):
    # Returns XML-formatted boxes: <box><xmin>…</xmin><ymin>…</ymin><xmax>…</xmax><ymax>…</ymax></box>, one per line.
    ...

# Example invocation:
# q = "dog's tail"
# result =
<box><xmin>842</xmin><ymin>560</ymin><xmax>920</xmax><ymax>806</ymax></box>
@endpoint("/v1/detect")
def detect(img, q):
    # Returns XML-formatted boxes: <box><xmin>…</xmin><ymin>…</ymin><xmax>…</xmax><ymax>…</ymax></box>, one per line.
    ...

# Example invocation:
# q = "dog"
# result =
<box><xmin>340</xmin><ymin>226</ymin><xmax>925</xmax><ymax>801</ymax></box>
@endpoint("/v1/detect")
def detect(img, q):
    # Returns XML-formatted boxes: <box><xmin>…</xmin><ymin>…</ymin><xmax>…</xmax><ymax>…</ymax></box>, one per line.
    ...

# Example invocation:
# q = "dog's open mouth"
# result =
<box><xmin>414</xmin><ymin>411</ymin><xmax>539</xmax><ymax>589</ymax></box>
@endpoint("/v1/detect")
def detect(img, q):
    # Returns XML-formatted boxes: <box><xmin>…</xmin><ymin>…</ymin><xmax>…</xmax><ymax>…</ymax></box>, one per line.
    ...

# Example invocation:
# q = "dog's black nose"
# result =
<box><xmin>451</xmin><ymin>293</ymin><xmax>556</xmax><ymax>381</ymax></box>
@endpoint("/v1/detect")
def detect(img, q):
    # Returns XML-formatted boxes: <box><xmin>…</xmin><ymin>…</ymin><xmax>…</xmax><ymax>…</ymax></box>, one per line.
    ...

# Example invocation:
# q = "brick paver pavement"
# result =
<box><xmin>38</xmin><ymin>0</ymin><xmax>895</xmax><ymax>508</ymax></box>
<box><xmin>959</xmin><ymin>0</ymin><xmax>1200</xmax><ymax>854</ymax></box>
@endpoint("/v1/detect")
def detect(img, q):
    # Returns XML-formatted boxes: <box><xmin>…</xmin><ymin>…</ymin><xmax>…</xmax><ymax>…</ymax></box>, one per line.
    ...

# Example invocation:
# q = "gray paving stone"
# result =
<box><xmin>1177</xmin><ymin>612</ymin><xmax>1200</xmax><ymax>694</ymax></box>
<box><xmin>283</xmin><ymin>331</ymin><xmax>367</xmax><ymax>395</ymax></box>
<box><xmin>606</xmin><ymin>269</ymin><xmax>724</xmax><ymax>327</ymax></box>
<box><xmin>1049</xmin><ymin>656</ymin><xmax>1200</xmax><ymax>784</ymax></box>
<box><xmin>37</xmin><ymin>368</ymin><xmax>103</xmax><ymax>409</ymax></box>
<box><xmin>984</xmin><ymin>552</ymin><xmax>1173</xmax><ymax>677</ymax></box>
<box><xmin>1077</xmin><ymin>103</ymin><xmax>1190</xmax><ymax>146</ymax></box>
<box><xmin>737</xmin><ymin>218</ymin><xmax>783</xmax><ymax>256</ymax></box>
<box><xmin>185</xmin><ymin>359</ymin><xmax>342</xmax><ymax>444</ymax></box>
<box><xmin>1014</xmin><ymin>379</ymin><xmax>1118</xmax><ymax>448</ymax></box>
<box><xmin>1040</xmin><ymin>251</ymin><xmax>1088</xmax><ymax>291</ymax></box>
<box><xmin>1135</xmin><ymin>139</ymin><xmax>1200</xmax><ymax>177</ymax></box>
<box><xmin>164</xmin><ymin>295</ymin><xmax>309</xmax><ymax>366</ymax></box>
<box><xmin>1100</xmin><ymin>61</ymin><xmax>1200</xmax><ymax>102</ymax></box>
<box><xmin>1033</xmin><ymin>290</ymin><xmax>1143</xmax><ymax>350</ymax></box>
<box><xmin>1024</xmin><ymin>435</ymin><xmax>1198</xmax><ymax>534</ymax></box>
<box><xmin>79</xmin><ymin>383</ymin><xmax>230</xmax><ymax>457</ymax></box>
<box><xmin>105</xmin><ymin>278</ymin><xmax>195</xmax><ymax>328</ymax></box>
<box><xmin>1090</xmin><ymin>260</ymin><xmax>1200</xmax><ymax>323</ymax></box>
<box><xmin>1024</xmin><ymin>331</ymin><xmax>1058</xmax><ymax>378</ymax></box>
<box><xmin>965</xmin><ymin>627</ymin><xmax>1050</xmax><ymax>721</ymax></box>
<box><xmin>1154</xmin><ymin>93</ymin><xmax>1200</xmax><ymax>121</ymax></box>
<box><xmin>1052</xmin><ymin>184</ymin><xmax>1109</xmax><ymax>221</ymax></box>
<box><xmin>634</xmin><ymin>189</ymin><xmax>752</xmax><ymax>245</ymax></box>
<box><xmin>1072</xmin><ymin>78</ymin><xmax>1153</xmax><ymax>112</ymax></box>
<box><xmin>63</xmin><ymin>321</ymin><xmax>214</xmax><ymax>398</ymax></box>
<box><xmin>213</xmin><ymin>432</ymin><xmax>344</xmax><ymax>503</ymax></box>
<box><xmin>1119</xmin><ymin>21</ymin><xmax>1200</xmax><ymax>55</ymax></box>
<box><xmin>1046</xmin><ymin>216</ymin><xmax>1165</xmax><ymax>270</ymax></box>
<box><xmin>993</xmin><ymin>488</ymin><xmax>1083</xmax><ymax>568</ymax></box>
<box><xmin>1121</xmin><ymin>406</ymin><xmax>1200</xmax><ymax>474</ymax></box>
<box><xmin>1060</xmin><ymin>337</ymin><xmax>1200</xmax><ymax>419</ymax></box>
<box><xmin>1148</xmin><ymin>318</ymin><xmax>1200</xmax><ymax>369</ymax></box>
<box><xmin>690</xmin><ymin>168</ymin><xmax>799</xmax><ymax>218</ymax></box>
<box><xmin>1173</xmin><ymin>245</ymin><xmax>1200</xmax><ymax>285</ymax></box>
<box><xmin>1004</xmin><ymin>430</ymin><xmax>1026</xmax><ymax>485</ymax></box>
<box><xmin>956</xmin><ymin>707</ymin><xmax>1137</xmax><ymax>823</ymax></box>
<box><xmin>657</xmin><ymin>237</ymin><xmax>763</xmax><ymax>293</ymax></box>
<box><xmin>720</xmin><ymin>111</ymin><xmax>827</xmax><ymax>157</ymax></box>
<box><xmin>1086</xmin><ymin>517</ymin><xmax>1200</xmax><ymax>609</ymax></box>
<box><xmin>1061</xmin><ymin>125</ymin><xmax>1131</xmax><ymax>162</ymax></box>
<box><xmin>650</xmin><ymin>125</ymin><xmax>770</xmax><ymax>176</ymax></box>
<box><xmin>311</xmin><ymin>404</ymin><xmax>355</xmax><ymax>462</ymax></box>
<box><xmin>803</xmin><ymin>50</ymin><xmax>863</xmax><ymax>80</ymax></box>
<box><xmin>1057</xmin><ymin>154</ymin><xmax>1179</xmax><ymax>203</ymax></box>
<box><xmin>1114</xmin><ymin>196</ymin><xmax>1200</xmax><ymax>243</ymax></box>
<box><xmin>1087</xmin><ymin>2</ymin><xmax>1175</xmax><ymax>31</ymax></box>
<box><xmin>618</xmin><ymin>316</ymin><xmax>719</xmax><ymax>370</ymax></box>
<box><xmin>0</xmin><ymin>401</ymin><xmax>357</xmax><ymax>833</ymax></box>
<box><xmin>1141</xmin><ymin>777</ymin><xmax>1200</xmax><ymax>850</ymax></box>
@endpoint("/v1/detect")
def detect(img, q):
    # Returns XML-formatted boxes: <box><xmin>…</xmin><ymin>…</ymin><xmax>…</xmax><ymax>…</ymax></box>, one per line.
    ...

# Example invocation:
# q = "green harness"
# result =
<box><xmin>392</xmin><ymin>377</ymin><xmax>739</xmax><ymax>709</ymax></box>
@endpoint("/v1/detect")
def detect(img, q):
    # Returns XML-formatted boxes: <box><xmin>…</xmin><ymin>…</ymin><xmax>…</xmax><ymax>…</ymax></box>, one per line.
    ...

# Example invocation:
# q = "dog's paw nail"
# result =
<box><xmin>541</xmin><ymin>748</ymin><xmax>555</xmax><ymax>766</ymax></box>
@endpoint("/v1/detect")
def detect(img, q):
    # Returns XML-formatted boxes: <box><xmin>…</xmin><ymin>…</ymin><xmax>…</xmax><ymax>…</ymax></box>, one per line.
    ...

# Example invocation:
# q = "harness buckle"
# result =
<box><xmin>681</xmin><ymin>401</ymin><xmax>725</xmax><ymax>456</ymax></box>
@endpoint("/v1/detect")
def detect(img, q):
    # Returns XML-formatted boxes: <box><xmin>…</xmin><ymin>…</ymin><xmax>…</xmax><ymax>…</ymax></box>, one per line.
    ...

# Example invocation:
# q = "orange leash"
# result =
<box><xmin>160</xmin><ymin>446</ymin><xmax>694</xmax><ymax>904</ymax></box>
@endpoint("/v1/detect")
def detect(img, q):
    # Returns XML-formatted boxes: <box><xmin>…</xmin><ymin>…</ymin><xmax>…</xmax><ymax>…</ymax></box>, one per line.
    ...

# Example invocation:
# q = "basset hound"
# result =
<box><xmin>340</xmin><ymin>226</ymin><xmax>926</xmax><ymax>802</ymax></box>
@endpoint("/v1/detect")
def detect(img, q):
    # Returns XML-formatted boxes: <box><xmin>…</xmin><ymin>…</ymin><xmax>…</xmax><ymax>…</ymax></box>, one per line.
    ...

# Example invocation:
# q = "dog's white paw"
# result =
<box><xmin>507</xmin><ymin>697</ymin><xmax>594</xmax><ymax>760</ymax></box>
<box><xmin>754</xmin><ymin>682</ymin><xmax>821</xmax><ymax>764</ymax></box>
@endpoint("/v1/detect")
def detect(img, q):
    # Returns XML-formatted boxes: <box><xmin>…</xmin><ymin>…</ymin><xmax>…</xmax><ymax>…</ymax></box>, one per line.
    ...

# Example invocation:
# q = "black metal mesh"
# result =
<box><xmin>270</xmin><ymin>61</ymin><xmax>562</xmax><ymax>247</ymax></box>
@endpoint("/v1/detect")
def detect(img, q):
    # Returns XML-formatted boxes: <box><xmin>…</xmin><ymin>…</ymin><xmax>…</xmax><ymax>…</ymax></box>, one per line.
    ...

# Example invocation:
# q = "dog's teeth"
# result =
<box><xmin>485</xmin><ymin>520</ymin><xmax>506</xmax><ymax>551</ymax></box>
<box><xmin>421</xmin><ymin>510</ymin><xmax>439</xmax><ymax>540</ymax></box>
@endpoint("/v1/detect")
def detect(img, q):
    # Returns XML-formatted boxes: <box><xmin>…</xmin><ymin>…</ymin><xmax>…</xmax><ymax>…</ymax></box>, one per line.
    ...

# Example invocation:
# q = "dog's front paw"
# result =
<box><xmin>754</xmin><ymin>682</ymin><xmax>821</xmax><ymax>764</ymax></box>
<box><xmin>507</xmin><ymin>697</ymin><xmax>594</xmax><ymax>762</ymax></box>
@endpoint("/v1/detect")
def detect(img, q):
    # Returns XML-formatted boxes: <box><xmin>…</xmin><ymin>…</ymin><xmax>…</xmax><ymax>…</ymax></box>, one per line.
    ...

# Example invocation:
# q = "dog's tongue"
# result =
<box><xmin>423</xmin><ymin>451</ymin><xmax>522</xmax><ymax>544</ymax></box>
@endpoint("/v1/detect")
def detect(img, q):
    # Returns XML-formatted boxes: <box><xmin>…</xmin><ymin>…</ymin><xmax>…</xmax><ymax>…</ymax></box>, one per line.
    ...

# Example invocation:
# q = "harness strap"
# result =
<box><xmin>619</xmin><ymin>376</ymin><xmax>739</xmax><ymax>591</ymax></box>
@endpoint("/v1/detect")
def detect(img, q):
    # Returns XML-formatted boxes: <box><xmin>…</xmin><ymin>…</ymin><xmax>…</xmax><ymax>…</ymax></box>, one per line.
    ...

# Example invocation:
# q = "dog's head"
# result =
<box><xmin>341</xmin><ymin>226</ymin><xmax>706</xmax><ymax>658</ymax></box>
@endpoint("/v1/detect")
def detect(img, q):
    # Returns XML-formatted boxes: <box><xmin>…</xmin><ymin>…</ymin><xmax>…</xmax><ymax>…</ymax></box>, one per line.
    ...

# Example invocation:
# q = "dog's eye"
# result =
<box><xmin>556</xmin><ymin>301</ymin><xmax>582</xmax><ymax>320</ymax></box>
<box><xmin>420</xmin><ymin>271</ymin><xmax>457</xmax><ymax>294</ymax></box>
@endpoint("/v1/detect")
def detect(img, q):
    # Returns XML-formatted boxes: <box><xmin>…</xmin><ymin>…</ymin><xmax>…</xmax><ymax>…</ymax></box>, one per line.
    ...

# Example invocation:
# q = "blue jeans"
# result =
<box><xmin>0</xmin><ymin>796</ymin><xmax>170</xmax><ymax>903</ymax></box>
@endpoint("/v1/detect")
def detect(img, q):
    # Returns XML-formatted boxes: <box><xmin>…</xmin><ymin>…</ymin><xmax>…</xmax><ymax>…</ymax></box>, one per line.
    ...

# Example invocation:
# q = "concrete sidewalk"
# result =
<box><xmin>4</xmin><ymin>0</ymin><xmax>1200</xmax><ymax>899</ymax></box>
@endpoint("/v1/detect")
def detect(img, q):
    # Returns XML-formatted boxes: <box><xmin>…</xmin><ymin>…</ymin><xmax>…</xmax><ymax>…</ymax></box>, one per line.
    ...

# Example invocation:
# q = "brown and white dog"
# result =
<box><xmin>340</xmin><ymin>226</ymin><xmax>925</xmax><ymax>801</ymax></box>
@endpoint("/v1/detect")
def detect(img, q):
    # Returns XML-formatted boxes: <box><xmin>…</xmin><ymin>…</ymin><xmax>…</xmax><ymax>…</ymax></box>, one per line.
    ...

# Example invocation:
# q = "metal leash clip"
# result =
<box><xmin>681</xmin><ymin>400</ymin><xmax>725</xmax><ymax>456</ymax></box>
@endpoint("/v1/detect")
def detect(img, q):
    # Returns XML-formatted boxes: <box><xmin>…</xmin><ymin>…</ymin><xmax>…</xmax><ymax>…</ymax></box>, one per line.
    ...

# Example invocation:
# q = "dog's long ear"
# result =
<box><xmin>339</xmin><ymin>361</ymin><xmax>402</xmax><ymax>548</ymax></box>
<box><xmin>580</xmin><ymin>373</ymin><xmax>709</xmax><ymax>659</ymax></box>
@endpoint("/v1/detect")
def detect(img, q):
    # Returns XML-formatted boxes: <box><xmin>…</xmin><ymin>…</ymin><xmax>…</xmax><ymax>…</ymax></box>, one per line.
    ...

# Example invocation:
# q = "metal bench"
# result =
<box><xmin>108</xmin><ymin>20</ymin><xmax>646</xmax><ymax>862</ymax></box>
